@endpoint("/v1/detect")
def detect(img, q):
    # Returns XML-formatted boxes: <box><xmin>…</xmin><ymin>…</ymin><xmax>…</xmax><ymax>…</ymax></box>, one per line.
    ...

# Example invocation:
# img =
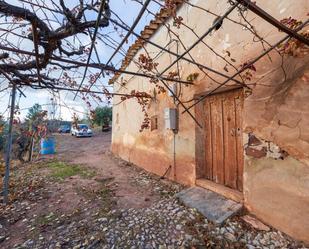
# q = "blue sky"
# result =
<box><xmin>0</xmin><ymin>0</ymin><xmax>161</xmax><ymax>121</ymax></box>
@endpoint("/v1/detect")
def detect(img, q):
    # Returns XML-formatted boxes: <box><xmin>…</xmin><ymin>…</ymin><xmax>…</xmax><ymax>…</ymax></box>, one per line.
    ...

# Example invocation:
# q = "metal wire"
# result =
<box><xmin>183</xmin><ymin>19</ymin><xmax>309</xmax><ymax>113</ymax></box>
<box><xmin>73</xmin><ymin>0</ymin><xmax>108</xmax><ymax>100</ymax></box>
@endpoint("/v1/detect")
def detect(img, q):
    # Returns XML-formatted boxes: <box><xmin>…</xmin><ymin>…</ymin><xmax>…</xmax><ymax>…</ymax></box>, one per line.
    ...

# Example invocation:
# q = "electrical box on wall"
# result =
<box><xmin>164</xmin><ymin>108</ymin><xmax>178</xmax><ymax>130</ymax></box>
<box><xmin>168</xmin><ymin>83</ymin><xmax>177</xmax><ymax>97</ymax></box>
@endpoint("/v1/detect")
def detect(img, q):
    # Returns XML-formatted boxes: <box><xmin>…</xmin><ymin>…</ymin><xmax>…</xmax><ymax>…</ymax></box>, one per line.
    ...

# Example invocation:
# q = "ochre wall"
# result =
<box><xmin>244</xmin><ymin>156</ymin><xmax>309</xmax><ymax>243</ymax></box>
<box><xmin>242</xmin><ymin>55</ymin><xmax>309</xmax><ymax>243</ymax></box>
<box><xmin>112</xmin><ymin>0</ymin><xmax>309</xmax><ymax>243</ymax></box>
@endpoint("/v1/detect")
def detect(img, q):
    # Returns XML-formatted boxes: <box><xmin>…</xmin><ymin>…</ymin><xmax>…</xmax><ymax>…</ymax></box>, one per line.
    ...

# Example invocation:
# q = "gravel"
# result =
<box><xmin>0</xmin><ymin>160</ymin><xmax>307</xmax><ymax>249</ymax></box>
<box><xmin>3</xmin><ymin>196</ymin><xmax>306</xmax><ymax>249</ymax></box>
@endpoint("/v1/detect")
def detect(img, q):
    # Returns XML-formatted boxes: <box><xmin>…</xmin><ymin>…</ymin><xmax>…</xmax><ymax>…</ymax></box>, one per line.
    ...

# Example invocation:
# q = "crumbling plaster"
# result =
<box><xmin>244</xmin><ymin>56</ymin><xmax>309</xmax><ymax>164</ymax></box>
<box><xmin>112</xmin><ymin>0</ymin><xmax>309</xmax><ymax>243</ymax></box>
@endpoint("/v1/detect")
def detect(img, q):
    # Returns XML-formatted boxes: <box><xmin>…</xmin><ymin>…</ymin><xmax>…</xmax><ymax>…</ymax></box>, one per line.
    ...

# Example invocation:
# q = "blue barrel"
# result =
<box><xmin>40</xmin><ymin>137</ymin><xmax>55</xmax><ymax>155</ymax></box>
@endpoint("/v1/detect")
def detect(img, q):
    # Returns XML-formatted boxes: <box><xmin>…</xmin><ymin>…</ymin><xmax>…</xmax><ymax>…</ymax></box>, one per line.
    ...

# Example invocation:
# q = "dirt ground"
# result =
<box><xmin>0</xmin><ymin>131</ymin><xmax>307</xmax><ymax>249</ymax></box>
<box><xmin>0</xmin><ymin>131</ymin><xmax>183</xmax><ymax>249</ymax></box>
<box><xmin>55</xmin><ymin>131</ymin><xmax>166</xmax><ymax>209</ymax></box>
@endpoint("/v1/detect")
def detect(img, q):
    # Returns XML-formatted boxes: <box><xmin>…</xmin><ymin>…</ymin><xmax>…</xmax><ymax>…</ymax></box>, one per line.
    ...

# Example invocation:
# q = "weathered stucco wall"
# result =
<box><xmin>112</xmin><ymin>0</ymin><xmax>309</xmax><ymax>243</ymax></box>
<box><xmin>242</xmin><ymin>54</ymin><xmax>309</xmax><ymax>243</ymax></box>
<box><xmin>112</xmin><ymin>91</ymin><xmax>196</xmax><ymax>185</ymax></box>
<box><xmin>244</xmin><ymin>152</ymin><xmax>309</xmax><ymax>243</ymax></box>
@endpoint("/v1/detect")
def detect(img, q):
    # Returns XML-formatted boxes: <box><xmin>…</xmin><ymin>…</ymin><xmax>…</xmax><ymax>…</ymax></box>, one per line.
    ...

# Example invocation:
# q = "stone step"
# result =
<box><xmin>177</xmin><ymin>186</ymin><xmax>243</xmax><ymax>224</ymax></box>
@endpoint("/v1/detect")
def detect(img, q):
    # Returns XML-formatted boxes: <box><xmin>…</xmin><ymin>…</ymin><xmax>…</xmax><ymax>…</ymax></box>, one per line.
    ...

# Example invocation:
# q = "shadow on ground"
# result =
<box><xmin>0</xmin><ymin>131</ymin><xmax>306</xmax><ymax>248</ymax></box>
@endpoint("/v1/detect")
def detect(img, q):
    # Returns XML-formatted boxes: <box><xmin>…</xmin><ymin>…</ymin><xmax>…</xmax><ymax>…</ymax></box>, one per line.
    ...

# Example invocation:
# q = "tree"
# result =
<box><xmin>0</xmin><ymin>1</ymin><xmax>111</xmax><ymax>89</ymax></box>
<box><xmin>25</xmin><ymin>103</ymin><xmax>48</xmax><ymax>139</ymax></box>
<box><xmin>93</xmin><ymin>106</ymin><xmax>112</xmax><ymax>126</ymax></box>
<box><xmin>26</xmin><ymin>103</ymin><xmax>43</xmax><ymax>121</ymax></box>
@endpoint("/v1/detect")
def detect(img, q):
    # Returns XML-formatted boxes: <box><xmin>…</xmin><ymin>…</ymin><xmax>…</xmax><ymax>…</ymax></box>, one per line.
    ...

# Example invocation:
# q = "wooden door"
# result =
<box><xmin>204</xmin><ymin>89</ymin><xmax>243</xmax><ymax>192</ymax></box>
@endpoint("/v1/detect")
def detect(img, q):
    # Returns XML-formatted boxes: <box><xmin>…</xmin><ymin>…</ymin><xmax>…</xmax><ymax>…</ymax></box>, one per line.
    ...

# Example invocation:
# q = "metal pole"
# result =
<box><xmin>159</xmin><ymin>78</ymin><xmax>202</xmax><ymax>128</ymax></box>
<box><xmin>105</xmin><ymin>0</ymin><xmax>151</xmax><ymax>66</ymax></box>
<box><xmin>3</xmin><ymin>83</ymin><xmax>16</xmax><ymax>204</ymax></box>
<box><xmin>73</xmin><ymin>0</ymin><xmax>107</xmax><ymax>100</ymax></box>
<box><xmin>236</xmin><ymin>0</ymin><xmax>309</xmax><ymax>46</ymax></box>
<box><xmin>106</xmin><ymin>10</ymin><xmax>244</xmax><ymax>86</ymax></box>
<box><xmin>158</xmin><ymin>3</ymin><xmax>239</xmax><ymax>76</ymax></box>
<box><xmin>182</xmin><ymin>19</ymin><xmax>309</xmax><ymax>114</ymax></box>
<box><xmin>0</xmin><ymin>45</ymin><xmax>194</xmax><ymax>85</ymax></box>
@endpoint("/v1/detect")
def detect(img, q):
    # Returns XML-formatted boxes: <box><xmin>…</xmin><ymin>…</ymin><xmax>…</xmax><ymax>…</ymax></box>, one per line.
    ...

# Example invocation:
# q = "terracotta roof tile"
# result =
<box><xmin>108</xmin><ymin>1</ymin><xmax>185</xmax><ymax>85</ymax></box>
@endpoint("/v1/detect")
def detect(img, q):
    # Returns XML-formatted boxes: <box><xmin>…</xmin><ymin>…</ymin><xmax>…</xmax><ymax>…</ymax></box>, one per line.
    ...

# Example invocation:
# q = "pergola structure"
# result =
<box><xmin>0</xmin><ymin>0</ymin><xmax>308</xmax><ymax>204</ymax></box>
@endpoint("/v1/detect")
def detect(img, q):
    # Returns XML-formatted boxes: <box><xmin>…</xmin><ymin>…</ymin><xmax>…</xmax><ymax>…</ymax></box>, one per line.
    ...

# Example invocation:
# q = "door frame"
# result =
<box><xmin>195</xmin><ymin>86</ymin><xmax>244</xmax><ymax>202</ymax></box>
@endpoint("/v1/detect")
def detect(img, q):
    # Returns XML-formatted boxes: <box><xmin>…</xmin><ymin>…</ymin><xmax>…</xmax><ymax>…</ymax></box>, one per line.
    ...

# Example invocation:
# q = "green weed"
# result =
<box><xmin>47</xmin><ymin>161</ymin><xmax>95</xmax><ymax>181</ymax></box>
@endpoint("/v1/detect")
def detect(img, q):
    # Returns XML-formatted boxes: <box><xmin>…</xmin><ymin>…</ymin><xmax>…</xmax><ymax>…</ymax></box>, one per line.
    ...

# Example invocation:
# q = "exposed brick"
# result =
<box><xmin>248</xmin><ymin>133</ymin><xmax>262</xmax><ymax>146</ymax></box>
<box><xmin>245</xmin><ymin>147</ymin><xmax>267</xmax><ymax>158</ymax></box>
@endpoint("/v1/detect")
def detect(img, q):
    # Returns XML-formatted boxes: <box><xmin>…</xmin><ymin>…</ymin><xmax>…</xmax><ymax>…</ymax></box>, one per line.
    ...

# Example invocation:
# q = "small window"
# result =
<box><xmin>151</xmin><ymin>115</ymin><xmax>158</xmax><ymax>131</ymax></box>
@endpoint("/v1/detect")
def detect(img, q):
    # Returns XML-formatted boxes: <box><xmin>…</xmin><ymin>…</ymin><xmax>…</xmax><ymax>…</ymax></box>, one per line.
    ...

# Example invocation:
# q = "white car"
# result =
<box><xmin>71</xmin><ymin>124</ymin><xmax>93</xmax><ymax>137</ymax></box>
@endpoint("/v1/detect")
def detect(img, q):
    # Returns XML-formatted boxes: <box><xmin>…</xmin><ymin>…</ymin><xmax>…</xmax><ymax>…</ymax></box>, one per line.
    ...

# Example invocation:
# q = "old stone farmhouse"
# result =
<box><xmin>110</xmin><ymin>0</ymin><xmax>309</xmax><ymax>243</ymax></box>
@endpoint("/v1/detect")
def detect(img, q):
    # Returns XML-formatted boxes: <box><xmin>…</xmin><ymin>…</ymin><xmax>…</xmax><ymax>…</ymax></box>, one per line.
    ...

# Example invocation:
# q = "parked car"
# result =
<box><xmin>58</xmin><ymin>125</ymin><xmax>71</xmax><ymax>133</ymax></box>
<box><xmin>71</xmin><ymin>124</ymin><xmax>93</xmax><ymax>137</ymax></box>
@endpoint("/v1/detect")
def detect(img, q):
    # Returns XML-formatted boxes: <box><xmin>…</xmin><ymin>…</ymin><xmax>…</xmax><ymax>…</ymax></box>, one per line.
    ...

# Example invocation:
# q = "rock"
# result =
<box><xmin>247</xmin><ymin>245</ymin><xmax>255</xmax><ymax>249</ymax></box>
<box><xmin>253</xmin><ymin>239</ymin><xmax>260</xmax><ymax>246</ymax></box>
<box><xmin>2</xmin><ymin>155</ymin><xmax>302</xmax><ymax>249</ymax></box>
<box><xmin>260</xmin><ymin>238</ymin><xmax>268</xmax><ymax>245</ymax></box>
<box><xmin>144</xmin><ymin>243</ymin><xmax>152</xmax><ymax>249</ymax></box>
<box><xmin>225</xmin><ymin>232</ymin><xmax>236</xmax><ymax>242</ymax></box>
<box><xmin>226</xmin><ymin>226</ymin><xmax>234</xmax><ymax>233</ymax></box>
<box><xmin>241</xmin><ymin>215</ymin><xmax>270</xmax><ymax>231</ymax></box>
<box><xmin>184</xmin><ymin>234</ymin><xmax>193</xmax><ymax>241</ymax></box>
<box><xmin>97</xmin><ymin>217</ymin><xmax>108</xmax><ymax>223</ymax></box>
